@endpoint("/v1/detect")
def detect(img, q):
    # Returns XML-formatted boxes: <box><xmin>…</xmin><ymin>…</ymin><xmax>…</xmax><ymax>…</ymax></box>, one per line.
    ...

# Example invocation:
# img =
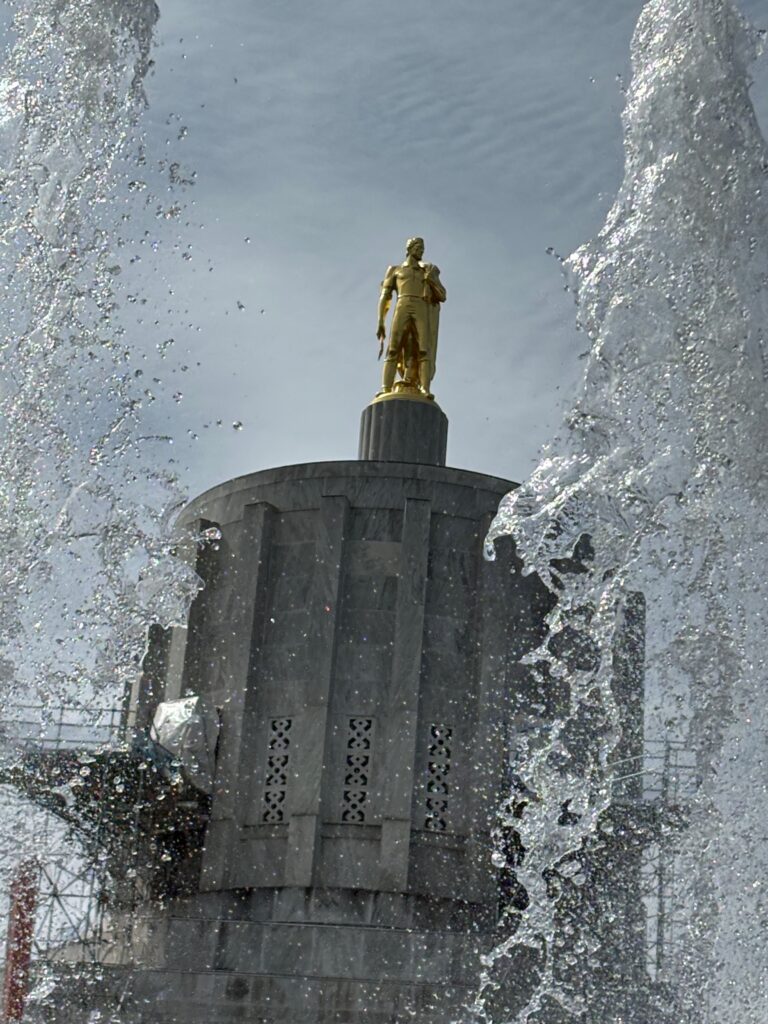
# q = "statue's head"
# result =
<box><xmin>406</xmin><ymin>237</ymin><xmax>425</xmax><ymax>259</ymax></box>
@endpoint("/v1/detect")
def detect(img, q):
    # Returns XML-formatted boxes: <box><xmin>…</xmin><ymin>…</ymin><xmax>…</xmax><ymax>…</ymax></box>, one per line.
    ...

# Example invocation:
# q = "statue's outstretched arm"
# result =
<box><xmin>377</xmin><ymin>266</ymin><xmax>397</xmax><ymax>340</ymax></box>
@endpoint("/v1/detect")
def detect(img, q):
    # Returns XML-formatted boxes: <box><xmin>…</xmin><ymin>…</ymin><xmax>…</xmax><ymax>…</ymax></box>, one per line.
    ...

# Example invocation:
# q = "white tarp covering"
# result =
<box><xmin>150</xmin><ymin>696</ymin><xmax>219</xmax><ymax>794</ymax></box>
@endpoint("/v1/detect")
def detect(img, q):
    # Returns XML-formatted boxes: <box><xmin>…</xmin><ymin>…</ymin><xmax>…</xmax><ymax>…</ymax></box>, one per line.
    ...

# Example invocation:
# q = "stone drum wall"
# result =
<box><xmin>117</xmin><ymin>458</ymin><xmax>553</xmax><ymax>1024</ymax></box>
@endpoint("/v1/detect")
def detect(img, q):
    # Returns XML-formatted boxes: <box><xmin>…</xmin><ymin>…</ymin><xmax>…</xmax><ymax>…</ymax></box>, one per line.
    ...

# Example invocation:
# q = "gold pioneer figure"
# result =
<box><xmin>376</xmin><ymin>237</ymin><xmax>446</xmax><ymax>400</ymax></box>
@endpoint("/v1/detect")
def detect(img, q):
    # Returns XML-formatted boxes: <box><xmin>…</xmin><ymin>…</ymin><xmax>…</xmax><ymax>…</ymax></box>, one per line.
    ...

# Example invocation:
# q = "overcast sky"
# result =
<box><xmin>121</xmin><ymin>0</ymin><xmax>768</xmax><ymax>499</ymax></box>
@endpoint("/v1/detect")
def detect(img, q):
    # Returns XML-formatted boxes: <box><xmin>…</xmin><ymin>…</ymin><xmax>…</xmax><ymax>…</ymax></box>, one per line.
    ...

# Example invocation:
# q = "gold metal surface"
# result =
<box><xmin>374</xmin><ymin>238</ymin><xmax>446</xmax><ymax>401</ymax></box>
<box><xmin>369</xmin><ymin>386</ymin><xmax>437</xmax><ymax>407</ymax></box>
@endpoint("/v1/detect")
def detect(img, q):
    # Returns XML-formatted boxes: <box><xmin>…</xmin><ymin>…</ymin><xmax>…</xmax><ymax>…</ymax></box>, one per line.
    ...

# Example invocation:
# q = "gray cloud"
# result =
<box><xmin>121</xmin><ymin>0</ymin><xmax>768</xmax><ymax>497</ymax></box>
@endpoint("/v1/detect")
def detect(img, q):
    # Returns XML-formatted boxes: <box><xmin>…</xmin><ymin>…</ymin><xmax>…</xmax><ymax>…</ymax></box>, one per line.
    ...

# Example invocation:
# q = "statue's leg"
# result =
<box><xmin>402</xmin><ymin>320</ymin><xmax>419</xmax><ymax>386</ymax></box>
<box><xmin>381</xmin><ymin>344</ymin><xmax>398</xmax><ymax>392</ymax></box>
<box><xmin>379</xmin><ymin>309</ymin><xmax>409</xmax><ymax>394</ymax></box>
<box><xmin>418</xmin><ymin>349</ymin><xmax>432</xmax><ymax>397</ymax></box>
<box><xmin>378</xmin><ymin>319</ymin><xmax>403</xmax><ymax>391</ymax></box>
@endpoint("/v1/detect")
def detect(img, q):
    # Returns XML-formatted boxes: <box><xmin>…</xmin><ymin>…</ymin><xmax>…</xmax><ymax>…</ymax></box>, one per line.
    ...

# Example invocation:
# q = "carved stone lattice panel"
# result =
<box><xmin>342</xmin><ymin>717</ymin><xmax>373</xmax><ymax>823</ymax></box>
<box><xmin>425</xmin><ymin>724</ymin><xmax>453</xmax><ymax>831</ymax></box>
<box><xmin>262</xmin><ymin>717</ymin><xmax>292</xmax><ymax>823</ymax></box>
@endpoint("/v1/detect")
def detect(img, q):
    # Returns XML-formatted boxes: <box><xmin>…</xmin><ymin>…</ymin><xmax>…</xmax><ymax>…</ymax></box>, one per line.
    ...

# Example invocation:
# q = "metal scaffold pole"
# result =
<box><xmin>2</xmin><ymin>859</ymin><xmax>39</xmax><ymax>1024</ymax></box>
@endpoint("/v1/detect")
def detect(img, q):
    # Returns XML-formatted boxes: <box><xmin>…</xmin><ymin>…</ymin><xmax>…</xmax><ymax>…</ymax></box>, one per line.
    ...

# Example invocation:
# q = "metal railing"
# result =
<box><xmin>610</xmin><ymin>739</ymin><xmax>698</xmax><ymax>806</ymax></box>
<box><xmin>0</xmin><ymin>704</ymin><xmax>124</xmax><ymax>752</ymax></box>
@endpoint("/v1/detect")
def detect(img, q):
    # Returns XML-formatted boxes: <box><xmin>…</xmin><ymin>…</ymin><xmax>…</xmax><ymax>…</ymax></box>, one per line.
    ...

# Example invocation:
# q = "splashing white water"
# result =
<box><xmin>484</xmin><ymin>0</ymin><xmax>768</xmax><ymax>1020</ymax></box>
<box><xmin>0</xmin><ymin>0</ymin><xmax>200</xmax><ymax>714</ymax></box>
<box><xmin>0</xmin><ymin>0</ymin><xmax>202</xmax><ymax>964</ymax></box>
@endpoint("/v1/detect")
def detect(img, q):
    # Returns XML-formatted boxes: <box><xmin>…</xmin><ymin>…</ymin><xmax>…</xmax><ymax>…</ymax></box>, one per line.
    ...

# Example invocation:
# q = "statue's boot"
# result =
<box><xmin>378</xmin><ymin>353</ymin><xmax>398</xmax><ymax>395</ymax></box>
<box><xmin>418</xmin><ymin>357</ymin><xmax>433</xmax><ymax>399</ymax></box>
<box><xmin>402</xmin><ymin>358</ymin><xmax>418</xmax><ymax>389</ymax></box>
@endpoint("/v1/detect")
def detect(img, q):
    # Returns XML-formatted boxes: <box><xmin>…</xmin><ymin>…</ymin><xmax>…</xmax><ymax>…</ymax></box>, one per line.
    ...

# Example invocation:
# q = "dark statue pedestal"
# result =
<box><xmin>358</xmin><ymin>393</ymin><xmax>448</xmax><ymax>466</ymax></box>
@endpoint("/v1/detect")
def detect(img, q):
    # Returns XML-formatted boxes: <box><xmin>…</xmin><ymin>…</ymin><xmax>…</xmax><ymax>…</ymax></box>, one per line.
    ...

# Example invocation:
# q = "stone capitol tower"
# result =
<box><xmin>26</xmin><ymin>240</ymin><xmax>647</xmax><ymax>1024</ymax></box>
<box><xmin>118</xmin><ymin>397</ymin><xmax>547</xmax><ymax>1022</ymax></box>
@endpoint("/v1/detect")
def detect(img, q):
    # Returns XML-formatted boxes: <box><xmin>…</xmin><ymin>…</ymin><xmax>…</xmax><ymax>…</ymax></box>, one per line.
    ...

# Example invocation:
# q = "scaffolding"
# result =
<box><xmin>0</xmin><ymin>704</ymin><xmax>126</xmax><ymax>967</ymax></box>
<box><xmin>1</xmin><ymin>698</ymin><xmax>210</xmax><ymax>989</ymax></box>
<box><xmin>611</xmin><ymin>739</ymin><xmax>698</xmax><ymax>985</ymax></box>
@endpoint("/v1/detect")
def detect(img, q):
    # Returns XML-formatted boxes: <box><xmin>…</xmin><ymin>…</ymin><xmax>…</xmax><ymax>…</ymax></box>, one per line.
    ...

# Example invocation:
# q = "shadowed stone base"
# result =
<box><xmin>30</xmin><ymin>902</ymin><xmax>504</xmax><ymax>1024</ymax></box>
<box><xmin>32</xmin><ymin>966</ymin><xmax>480</xmax><ymax>1024</ymax></box>
<box><xmin>358</xmin><ymin>395</ymin><xmax>448</xmax><ymax>466</ymax></box>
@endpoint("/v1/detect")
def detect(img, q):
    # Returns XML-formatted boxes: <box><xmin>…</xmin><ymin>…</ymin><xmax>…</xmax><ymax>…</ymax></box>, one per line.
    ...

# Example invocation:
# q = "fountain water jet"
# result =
<box><xmin>0</xmin><ymin>0</ymin><xmax>200</xmax><ymax>982</ymax></box>
<box><xmin>484</xmin><ymin>0</ymin><xmax>768</xmax><ymax>1020</ymax></box>
<box><xmin>0</xmin><ymin>0</ymin><xmax>198</xmax><ymax>715</ymax></box>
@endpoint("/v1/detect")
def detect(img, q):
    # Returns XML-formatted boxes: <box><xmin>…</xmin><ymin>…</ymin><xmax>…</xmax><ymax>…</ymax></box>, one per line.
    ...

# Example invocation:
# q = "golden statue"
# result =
<box><xmin>375</xmin><ymin>237</ymin><xmax>446</xmax><ymax>400</ymax></box>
